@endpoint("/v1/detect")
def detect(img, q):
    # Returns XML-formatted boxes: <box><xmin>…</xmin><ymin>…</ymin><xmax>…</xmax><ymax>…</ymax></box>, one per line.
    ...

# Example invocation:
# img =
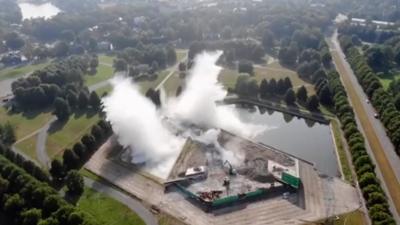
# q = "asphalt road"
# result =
<box><xmin>329</xmin><ymin>29</ymin><xmax>400</xmax><ymax>222</ymax></box>
<box><xmin>84</xmin><ymin>177</ymin><xmax>158</xmax><ymax>225</ymax></box>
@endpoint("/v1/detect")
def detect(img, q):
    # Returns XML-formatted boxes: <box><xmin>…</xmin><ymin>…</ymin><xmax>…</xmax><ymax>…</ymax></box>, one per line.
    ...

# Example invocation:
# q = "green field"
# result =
<box><xmin>77</xmin><ymin>188</ymin><xmax>145</xmax><ymax>225</ymax></box>
<box><xmin>0</xmin><ymin>61</ymin><xmax>50</xmax><ymax>81</ymax></box>
<box><xmin>46</xmin><ymin>112</ymin><xmax>100</xmax><ymax>158</ymax></box>
<box><xmin>0</xmin><ymin>107</ymin><xmax>53</xmax><ymax>140</ymax></box>
<box><xmin>219</xmin><ymin>62</ymin><xmax>315</xmax><ymax>95</ymax></box>
<box><xmin>176</xmin><ymin>49</ymin><xmax>188</xmax><ymax>62</ymax></box>
<box><xmin>334</xmin><ymin>211</ymin><xmax>366</xmax><ymax>225</ymax></box>
<box><xmin>98</xmin><ymin>54</ymin><xmax>114</xmax><ymax>65</ymax></box>
<box><xmin>15</xmin><ymin>135</ymin><xmax>39</xmax><ymax>163</ymax></box>
<box><xmin>379</xmin><ymin>73</ymin><xmax>400</xmax><ymax>90</ymax></box>
<box><xmin>84</xmin><ymin>64</ymin><xmax>114</xmax><ymax>86</ymax></box>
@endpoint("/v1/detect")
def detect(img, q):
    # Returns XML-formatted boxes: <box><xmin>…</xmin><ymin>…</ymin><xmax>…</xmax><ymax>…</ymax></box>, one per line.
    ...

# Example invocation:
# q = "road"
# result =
<box><xmin>329</xmin><ymin>29</ymin><xmax>400</xmax><ymax>222</ymax></box>
<box><xmin>84</xmin><ymin>177</ymin><xmax>158</xmax><ymax>225</ymax></box>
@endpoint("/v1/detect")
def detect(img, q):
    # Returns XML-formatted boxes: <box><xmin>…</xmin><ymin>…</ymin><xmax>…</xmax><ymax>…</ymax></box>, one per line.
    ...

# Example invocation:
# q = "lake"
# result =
<box><xmin>235</xmin><ymin>105</ymin><xmax>339</xmax><ymax>177</ymax></box>
<box><xmin>19</xmin><ymin>2</ymin><xmax>61</xmax><ymax>20</ymax></box>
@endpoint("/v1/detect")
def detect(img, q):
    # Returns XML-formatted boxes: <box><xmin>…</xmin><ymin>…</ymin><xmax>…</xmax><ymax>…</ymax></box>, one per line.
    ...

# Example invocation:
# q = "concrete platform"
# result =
<box><xmin>85</xmin><ymin>136</ymin><xmax>361</xmax><ymax>225</ymax></box>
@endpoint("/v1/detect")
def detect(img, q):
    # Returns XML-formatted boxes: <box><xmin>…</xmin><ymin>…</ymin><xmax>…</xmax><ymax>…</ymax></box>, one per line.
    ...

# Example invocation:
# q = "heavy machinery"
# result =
<box><xmin>223</xmin><ymin>160</ymin><xmax>237</xmax><ymax>175</ymax></box>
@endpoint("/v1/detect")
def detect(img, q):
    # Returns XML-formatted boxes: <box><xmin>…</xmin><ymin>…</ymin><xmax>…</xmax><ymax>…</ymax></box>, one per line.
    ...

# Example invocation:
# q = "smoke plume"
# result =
<box><xmin>102</xmin><ymin>51</ymin><xmax>264</xmax><ymax>179</ymax></box>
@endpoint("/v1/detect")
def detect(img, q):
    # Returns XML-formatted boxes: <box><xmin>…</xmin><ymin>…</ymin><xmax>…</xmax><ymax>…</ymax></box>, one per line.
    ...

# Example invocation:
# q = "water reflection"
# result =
<box><xmin>235</xmin><ymin>105</ymin><xmax>339</xmax><ymax>177</ymax></box>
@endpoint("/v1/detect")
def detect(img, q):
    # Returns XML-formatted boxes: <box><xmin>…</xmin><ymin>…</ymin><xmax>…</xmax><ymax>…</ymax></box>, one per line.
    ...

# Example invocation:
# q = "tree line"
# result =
<box><xmin>328</xmin><ymin>70</ymin><xmax>396</xmax><ymax>225</ymax></box>
<box><xmin>339</xmin><ymin>36</ymin><xmax>400</xmax><ymax>156</ymax></box>
<box><xmin>50</xmin><ymin>120</ymin><xmax>112</xmax><ymax>182</ymax></box>
<box><xmin>0</xmin><ymin>150</ymin><xmax>96</xmax><ymax>225</ymax></box>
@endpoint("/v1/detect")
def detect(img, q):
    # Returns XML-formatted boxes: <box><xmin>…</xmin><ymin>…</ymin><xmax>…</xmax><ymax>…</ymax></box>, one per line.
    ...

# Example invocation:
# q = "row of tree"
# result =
<box><xmin>328</xmin><ymin>70</ymin><xmax>395</xmax><ymax>225</ymax></box>
<box><xmin>340</xmin><ymin>37</ymin><xmax>400</xmax><ymax>156</ymax></box>
<box><xmin>53</xmin><ymin>91</ymin><xmax>101</xmax><ymax>121</ymax></box>
<box><xmin>0</xmin><ymin>143</ymin><xmax>49</xmax><ymax>183</ymax></box>
<box><xmin>234</xmin><ymin>76</ymin><xmax>321</xmax><ymax>111</ymax></box>
<box><xmin>0</xmin><ymin>122</ymin><xmax>15</xmax><ymax>146</ymax></box>
<box><xmin>50</xmin><ymin>120</ymin><xmax>112</xmax><ymax>181</ymax></box>
<box><xmin>12</xmin><ymin>55</ymin><xmax>95</xmax><ymax>109</ymax></box>
<box><xmin>0</xmin><ymin>153</ymin><xmax>94</xmax><ymax>225</ymax></box>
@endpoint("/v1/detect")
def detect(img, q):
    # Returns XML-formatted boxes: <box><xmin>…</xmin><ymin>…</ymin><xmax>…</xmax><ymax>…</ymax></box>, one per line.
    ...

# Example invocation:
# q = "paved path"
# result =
<box><xmin>329</xmin><ymin>29</ymin><xmax>400</xmax><ymax>222</ymax></box>
<box><xmin>156</xmin><ymin>55</ymin><xmax>187</xmax><ymax>90</ymax></box>
<box><xmin>36</xmin><ymin>117</ymin><xmax>56</xmax><ymax>168</ymax></box>
<box><xmin>84</xmin><ymin>177</ymin><xmax>158</xmax><ymax>225</ymax></box>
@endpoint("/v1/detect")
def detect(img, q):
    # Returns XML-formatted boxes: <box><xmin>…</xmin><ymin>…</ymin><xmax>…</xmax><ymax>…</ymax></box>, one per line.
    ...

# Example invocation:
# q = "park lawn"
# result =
<box><xmin>46</xmin><ymin>113</ymin><xmax>100</xmax><ymax>159</ymax></box>
<box><xmin>0</xmin><ymin>107</ymin><xmax>53</xmax><ymax>140</ymax></box>
<box><xmin>379</xmin><ymin>73</ymin><xmax>400</xmax><ymax>90</ymax></box>
<box><xmin>84</xmin><ymin>64</ymin><xmax>113</xmax><ymax>86</ymax></box>
<box><xmin>95</xmin><ymin>84</ymin><xmax>113</xmax><ymax>96</ymax></box>
<box><xmin>334</xmin><ymin>211</ymin><xmax>366</xmax><ymax>225</ymax></box>
<box><xmin>77</xmin><ymin>188</ymin><xmax>145</xmax><ymax>225</ymax></box>
<box><xmin>137</xmin><ymin>69</ymin><xmax>170</xmax><ymax>93</ymax></box>
<box><xmin>218</xmin><ymin>63</ymin><xmax>315</xmax><ymax>95</ymax></box>
<box><xmin>98</xmin><ymin>54</ymin><xmax>114</xmax><ymax>65</ymax></box>
<box><xmin>15</xmin><ymin>135</ymin><xmax>40</xmax><ymax>163</ymax></box>
<box><xmin>163</xmin><ymin>72</ymin><xmax>182</xmax><ymax>96</ymax></box>
<box><xmin>176</xmin><ymin>49</ymin><xmax>188</xmax><ymax>62</ymax></box>
<box><xmin>0</xmin><ymin>61</ymin><xmax>49</xmax><ymax>81</ymax></box>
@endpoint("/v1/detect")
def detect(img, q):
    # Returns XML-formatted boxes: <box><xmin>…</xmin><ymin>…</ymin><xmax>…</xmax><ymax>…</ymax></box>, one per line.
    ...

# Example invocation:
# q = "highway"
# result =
<box><xmin>329</xmin><ymin>29</ymin><xmax>400</xmax><ymax>222</ymax></box>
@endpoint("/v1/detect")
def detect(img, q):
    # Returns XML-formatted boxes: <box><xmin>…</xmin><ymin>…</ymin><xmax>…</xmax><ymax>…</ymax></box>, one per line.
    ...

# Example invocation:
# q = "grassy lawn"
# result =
<box><xmin>331</xmin><ymin>50</ymin><xmax>400</xmax><ymax>215</ymax></box>
<box><xmin>95</xmin><ymin>84</ymin><xmax>113</xmax><ymax>96</ymax></box>
<box><xmin>163</xmin><ymin>72</ymin><xmax>181</xmax><ymax>96</ymax></box>
<box><xmin>77</xmin><ymin>187</ymin><xmax>145</xmax><ymax>225</ymax></box>
<box><xmin>0</xmin><ymin>61</ymin><xmax>49</xmax><ymax>81</ymax></box>
<box><xmin>137</xmin><ymin>69</ymin><xmax>170</xmax><ymax>93</ymax></box>
<box><xmin>158</xmin><ymin>214</ymin><xmax>186</xmax><ymax>225</ymax></box>
<box><xmin>46</xmin><ymin>112</ymin><xmax>100</xmax><ymax>159</ymax></box>
<box><xmin>84</xmin><ymin>64</ymin><xmax>113</xmax><ymax>86</ymax></box>
<box><xmin>378</xmin><ymin>73</ymin><xmax>400</xmax><ymax>90</ymax></box>
<box><xmin>218</xmin><ymin>62</ymin><xmax>315</xmax><ymax>95</ymax></box>
<box><xmin>334</xmin><ymin>211</ymin><xmax>366</xmax><ymax>225</ymax></box>
<box><xmin>15</xmin><ymin>134</ymin><xmax>39</xmax><ymax>163</ymax></box>
<box><xmin>0</xmin><ymin>107</ymin><xmax>53</xmax><ymax>140</ymax></box>
<box><xmin>331</xmin><ymin>119</ymin><xmax>353</xmax><ymax>183</ymax></box>
<box><xmin>176</xmin><ymin>49</ymin><xmax>188</xmax><ymax>62</ymax></box>
<box><xmin>98</xmin><ymin>54</ymin><xmax>114</xmax><ymax>65</ymax></box>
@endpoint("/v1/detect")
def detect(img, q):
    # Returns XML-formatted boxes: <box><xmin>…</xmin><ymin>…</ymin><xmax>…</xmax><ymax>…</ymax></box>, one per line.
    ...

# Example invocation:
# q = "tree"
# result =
<box><xmin>262</xmin><ymin>30</ymin><xmax>274</xmax><ymax>50</ymax></box>
<box><xmin>65</xmin><ymin>170</ymin><xmax>84</xmax><ymax>195</ymax></box>
<box><xmin>4</xmin><ymin>194</ymin><xmax>25</xmax><ymax>216</ymax></box>
<box><xmin>62</xmin><ymin>149</ymin><xmax>79</xmax><ymax>170</ymax></box>
<box><xmin>259</xmin><ymin>79</ymin><xmax>269</xmax><ymax>99</ymax></box>
<box><xmin>53</xmin><ymin>98</ymin><xmax>71</xmax><ymax>121</ymax></box>
<box><xmin>296</xmin><ymin>86</ymin><xmax>308</xmax><ymax>103</ymax></box>
<box><xmin>0</xmin><ymin>176</ymin><xmax>9</xmax><ymax>196</ymax></box>
<box><xmin>52</xmin><ymin>41</ymin><xmax>69</xmax><ymax>58</ymax></box>
<box><xmin>49</xmin><ymin>159</ymin><xmax>64</xmax><ymax>180</ymax></box>
<box><xmin>81</xmin><ymin>134</ymin><xmax>96</xmax><ymax>152</ymax></box>
<box><xmin>89</xmin><ymin>92</ymin><xmax>101</xmax><ymax>110</ymax></box>
<box><xmin>21</xmin><ymin>208</ymin><xmax>42</xmax><ymax>225</ymax></box>
<box><xmin>113</xmin><ymin>58</ymin><xmax>127</xmax><ymax>71</ymax></box>
<box><xmin>359</xmin><ymin>172</ymin><xmax>378</xmax><ymax>188</ymax></box>
<box><xmin>178</xmin><ymin>62</ymin><xmax>186</xmax><ymax>72</ymax></box>
<box><xmin>91</xmin><ymin>125</ymin><xmax>104</xmax><ymax>142</ymax></box>
<box><xmin>285</xmin><ymin>89</ymin><xmax>296</xmax><ymax>105</ymax></box>
<box><xmin>166</xmin><ymin>46</ymin><xmax>177</xmax><ymax>65</ymax></box>
<box><xmin>1</xmin><ymin>122</ymin><xmax>16</xmax><ymax>145</ymax></box>
<box><xmin>78</xmin><ymin>91</ymin><xmax>89</xmax><ymax>110</ymax></box>
<box><xmin>89</xmin><ymin>57</ymin><xmax>99</xmax><ymax>70</ymax></box>
<box><xmin>43</xmin><ymin>195</ymin><xmax>61</xmax><ymax>217</ymax></box>
<box><xmin>38</xmin><ymin>217</ymin><xmax>60</xmax><ymax>225</ymax></box>
<box><xmin>238</xmin><ymin>60</ymin><xmax>254</xmax><ymax>75</ymax></box>
<box><xmin>318</xmin><ymin>85</ymin><xmax>332</xmax><ymax>106</ymax></box>
<box><xmin>307</xmin><ymin>95</ymin><xmax>319</xmax><ymax>111</ymax></box>
<box><xmin>278</xmin><ymin>46</ymin><xmax>297</xmax><ymax>66</ymax></box>
<box><xmin>72</xmin><ymin>143</ymin><xmax>86</xmax><ymax>159</ymax></box>
<box><xmin>4</xmin><ymin>32</ymin><xmax>25</xmax><ymax>50</ymax></box>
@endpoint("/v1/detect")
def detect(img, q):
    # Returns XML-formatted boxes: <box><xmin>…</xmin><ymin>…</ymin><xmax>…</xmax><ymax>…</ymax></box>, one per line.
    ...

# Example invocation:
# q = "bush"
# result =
<box><xmin>65</xmin><ymin>170</ymin><xmax>84</xmax><ymax>196</ymax></box>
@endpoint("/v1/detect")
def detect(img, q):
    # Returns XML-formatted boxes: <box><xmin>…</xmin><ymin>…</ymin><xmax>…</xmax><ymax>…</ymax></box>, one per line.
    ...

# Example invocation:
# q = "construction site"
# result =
<box><xmin>85</xmin><ymin>128</ymin><xmax>361</xmax><ymax>225</ymax></box>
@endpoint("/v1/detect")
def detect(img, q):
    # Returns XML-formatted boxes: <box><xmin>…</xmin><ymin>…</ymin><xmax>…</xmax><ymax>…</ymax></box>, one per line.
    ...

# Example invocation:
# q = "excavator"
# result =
<box><xmin>223</xmin><ymin>160</ymin><xmax>237</xmax><ymax>176</ymax></box>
